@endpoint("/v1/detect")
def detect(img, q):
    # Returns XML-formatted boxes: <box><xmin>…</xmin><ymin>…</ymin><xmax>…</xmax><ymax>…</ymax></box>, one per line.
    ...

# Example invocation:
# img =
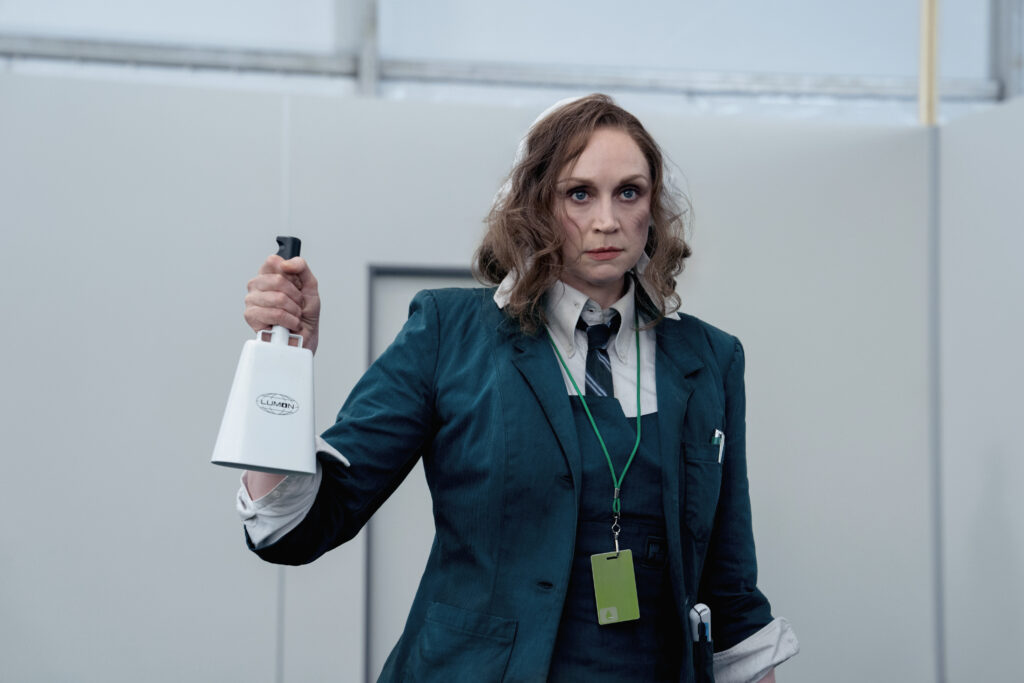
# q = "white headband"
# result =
<box><xmin>491</xmin><ymin>96</ymin><xmax>585</xmax><ymax>210</ymax></box>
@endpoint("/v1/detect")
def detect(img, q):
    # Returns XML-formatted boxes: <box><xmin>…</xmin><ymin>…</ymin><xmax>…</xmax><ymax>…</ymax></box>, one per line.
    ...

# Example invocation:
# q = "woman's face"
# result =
<box><xmin>555</xmin><ymin>126</ymin><xmax>651</xmax><ymax>309</ymax></box>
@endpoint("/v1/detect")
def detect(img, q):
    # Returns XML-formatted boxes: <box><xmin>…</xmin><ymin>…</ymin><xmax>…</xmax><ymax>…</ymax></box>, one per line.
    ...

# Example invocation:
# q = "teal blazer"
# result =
<box><xmin>252</xmin><ymin>287</ymin><xmax>774</xmax><ymax>682</ymax></box>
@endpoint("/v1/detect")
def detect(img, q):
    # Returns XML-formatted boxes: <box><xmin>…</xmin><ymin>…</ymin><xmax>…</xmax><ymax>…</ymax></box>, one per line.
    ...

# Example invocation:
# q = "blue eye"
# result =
<box><xmin>569</xmin><ymin>189</ymin><xmax>589</xmax><ymax>202</ymax></box>
<box><xmin>621</xmin><ymin>187</ymin><xmax>638</xmax><ymax>200</ymax></box>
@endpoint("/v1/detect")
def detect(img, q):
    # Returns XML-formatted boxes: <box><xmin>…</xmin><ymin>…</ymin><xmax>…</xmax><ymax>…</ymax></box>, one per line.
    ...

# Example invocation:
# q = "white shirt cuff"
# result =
<box><xmin>235</xmin><ymin>436</ymin><xmax>349</xmax><ymax>549</ymax></box>
<box><xmin>713</xmin><ymin>617</ymin><xmax>800</xmax><ymax>683</ymax></box>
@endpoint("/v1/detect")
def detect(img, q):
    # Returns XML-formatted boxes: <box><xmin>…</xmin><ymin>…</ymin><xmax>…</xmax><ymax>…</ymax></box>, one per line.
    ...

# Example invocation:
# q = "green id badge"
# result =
<box><xmin>590</xmin><ymin>549</ymin><xmax>640</xmax><ymax>625</ymax></box>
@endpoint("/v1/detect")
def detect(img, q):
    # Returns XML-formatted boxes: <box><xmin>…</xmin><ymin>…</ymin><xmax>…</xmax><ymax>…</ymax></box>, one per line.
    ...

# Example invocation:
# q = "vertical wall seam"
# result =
<box><xmin>281</xmin><ymin>95</ymin><xmax>291</xmax><ymax>237</ymax></box>
<box><xmin>358</xmin><ymin>0</ymin><xmax>379</xmax><ymax>96</ymax></box>
<box><xmin>276</xmin><ymin>567</ymin><xmax>286</xmax><ymax>683</ymax></box>
<box><xmin>277</xmin><ymin>94</ymin><xmax>292</xmax><ymax>683</ymax></box>
<box><xmin>928</xmin><ymin>125</ymin><xmax>947</xmax><ymax>683</ymax></box>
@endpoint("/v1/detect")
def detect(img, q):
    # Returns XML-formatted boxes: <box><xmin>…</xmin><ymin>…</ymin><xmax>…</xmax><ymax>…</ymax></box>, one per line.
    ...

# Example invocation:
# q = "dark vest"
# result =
<box><xmin>548</xmin><ymin>396</ymin><xmax>683</xmax><ymax>681</ymax></box>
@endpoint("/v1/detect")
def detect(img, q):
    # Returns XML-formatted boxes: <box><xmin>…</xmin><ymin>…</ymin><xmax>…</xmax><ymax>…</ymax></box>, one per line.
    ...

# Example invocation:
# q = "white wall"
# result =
<box><xmin>940</xmin><ymin>96</ymin><xmax>1024</xmax><ymax>682</ymax></box>
<box><xmin>0</xmin><ymin>71</ymin><xmax>1016</xmax><ymax>682</ymax></box>
<box><xmin>0</xmin><ymin>75</ymin><xmax>367</xmax><ymax>683</ymax></box>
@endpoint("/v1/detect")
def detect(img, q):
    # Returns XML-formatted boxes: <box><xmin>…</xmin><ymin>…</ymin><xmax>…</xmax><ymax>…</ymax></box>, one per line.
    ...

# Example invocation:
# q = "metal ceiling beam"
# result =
<box><xmin>381</xmin><ymin>59</ymin><xmax>998</xmax><ymax>102</ymax></box>
<box><xmin>0</xmin><ymin>34</ymin><xmax>357</xmax><ymax>76</ymax></box>
<box><xmin>0</xmin><ymin>33</ymin><xmax>1000</xmax><ymax>103</ymax></box>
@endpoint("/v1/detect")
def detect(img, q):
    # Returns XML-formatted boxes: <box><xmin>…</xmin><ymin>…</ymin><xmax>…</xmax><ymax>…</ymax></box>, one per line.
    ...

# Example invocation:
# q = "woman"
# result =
<box><xmin>237</xmin><ymin>94</ymin><xmax>798</xmax><ymax>682</ymax></box>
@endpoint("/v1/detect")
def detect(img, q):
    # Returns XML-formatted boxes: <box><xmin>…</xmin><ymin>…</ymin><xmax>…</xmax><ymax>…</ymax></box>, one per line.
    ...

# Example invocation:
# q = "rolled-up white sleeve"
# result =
<box><xmin>713</xmin><ymin>617</ymin><xmax>799</xmax><ymax>683</ymax></box>
<box><xmin>235</xmin><ymin>437</ymin><xmax>349</xmax><ymax>549</ymax></box>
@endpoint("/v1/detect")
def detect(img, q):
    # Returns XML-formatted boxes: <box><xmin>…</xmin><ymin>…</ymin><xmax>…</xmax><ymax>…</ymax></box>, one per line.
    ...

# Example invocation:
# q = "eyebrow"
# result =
<box><xmin>557</xmin><ymin>174</ymin><xmax>651</xmax><ymax>186</ymax></box>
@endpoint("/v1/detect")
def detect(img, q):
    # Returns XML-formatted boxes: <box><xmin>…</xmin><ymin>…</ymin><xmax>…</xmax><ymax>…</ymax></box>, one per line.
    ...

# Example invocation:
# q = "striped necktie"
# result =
<box><xmin>578</xmin><ymin>312</ymin><xmax>621</xmax><ymax>398</ymax></box>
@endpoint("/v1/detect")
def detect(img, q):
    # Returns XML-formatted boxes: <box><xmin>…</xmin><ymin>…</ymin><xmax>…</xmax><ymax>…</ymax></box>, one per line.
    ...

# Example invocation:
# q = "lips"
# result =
<box><xmin>587</xmin><ymin>247</ymin><xmax>622</xmax><ymax>261</ymax></box>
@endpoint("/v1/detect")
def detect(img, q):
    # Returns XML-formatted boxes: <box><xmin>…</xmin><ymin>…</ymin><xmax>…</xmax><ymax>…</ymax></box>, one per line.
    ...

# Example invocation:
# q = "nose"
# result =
<box><xmin>591</xmin><ymin>196</ymin><xmax>619</xmax><ymax>233</ymax></box>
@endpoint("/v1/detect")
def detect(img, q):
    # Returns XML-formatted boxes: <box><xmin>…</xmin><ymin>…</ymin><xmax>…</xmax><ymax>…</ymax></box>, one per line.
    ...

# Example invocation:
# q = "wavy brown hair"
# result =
<box><xmin>474</xmin><ymin>94</ymin><xmax>692</xmax><ymax>333</ymax></box>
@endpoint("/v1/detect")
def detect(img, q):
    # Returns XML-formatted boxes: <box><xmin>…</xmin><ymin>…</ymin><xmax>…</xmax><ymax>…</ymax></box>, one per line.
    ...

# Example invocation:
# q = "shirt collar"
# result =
<box><xmin>543</xmin><ymin>280</ymin><xmax>595</xmax><ymax>360</ymax></box>
<box><xmin>494</xmin><ymin>272</ymin><xmax>677</xmax><ymax>362</ymax></box>
<box><xmin>492</xmin><ymin>252</ymin><xmax>682</xmax><ymax>348</ymax></box>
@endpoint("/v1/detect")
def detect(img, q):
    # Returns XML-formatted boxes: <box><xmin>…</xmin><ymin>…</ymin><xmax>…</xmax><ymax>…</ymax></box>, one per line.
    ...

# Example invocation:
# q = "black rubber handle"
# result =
<box><xmin>275</xmin><ymin>235</ymin><xmax>302</xmax><ymax>259</ymax></box>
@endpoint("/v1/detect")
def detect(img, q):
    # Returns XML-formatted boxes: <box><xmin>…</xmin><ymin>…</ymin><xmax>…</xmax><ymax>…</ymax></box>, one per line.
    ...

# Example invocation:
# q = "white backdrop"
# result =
<box><xmin>0</xmin><ymin>70</ymin><xmax>1020</xmax><ymax>681</ymax></box>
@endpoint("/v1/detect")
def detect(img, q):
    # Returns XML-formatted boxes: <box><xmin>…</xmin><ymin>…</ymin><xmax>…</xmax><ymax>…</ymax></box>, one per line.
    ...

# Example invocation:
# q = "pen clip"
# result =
<box><xmin>712</xmin><ymin>429</ymin><xmax>725</xmax><ymax>463</ymax></box>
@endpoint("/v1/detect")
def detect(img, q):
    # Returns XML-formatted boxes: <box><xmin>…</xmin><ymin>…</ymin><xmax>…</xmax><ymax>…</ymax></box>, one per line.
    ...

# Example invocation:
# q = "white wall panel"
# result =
<box><xmin>0</xmin><ymin>74</ymin><xmax>365</xmax><ymax>682</ymax></box>
<box><xmin>0</xmin><ymin>72</ymin><xmax>966</xmax><ymax>682</ymax></box>
<box><xmin>940</xmin><ymin>96</ymin><xmax>1024</xmax><ymax>683</ymax></box>
<box><xmin>0</xmin><ymin>74</ymin><xmax>288</xmax><ymax>681</ymax></box>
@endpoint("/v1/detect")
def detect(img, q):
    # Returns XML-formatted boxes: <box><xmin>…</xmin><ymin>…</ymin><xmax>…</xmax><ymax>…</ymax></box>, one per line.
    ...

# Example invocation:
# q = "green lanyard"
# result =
<box><xmin>547</xmin><ymin>305</ymin><xmax>641</xmax><ymax>552</ymax></box>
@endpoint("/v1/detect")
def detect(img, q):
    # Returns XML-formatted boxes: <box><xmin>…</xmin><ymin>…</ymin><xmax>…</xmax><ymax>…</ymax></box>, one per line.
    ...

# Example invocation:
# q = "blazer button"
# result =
<box><xmin>559</xmin><ymin>473</ymin><xmax>573</xmax><ymax>488</ymax></box>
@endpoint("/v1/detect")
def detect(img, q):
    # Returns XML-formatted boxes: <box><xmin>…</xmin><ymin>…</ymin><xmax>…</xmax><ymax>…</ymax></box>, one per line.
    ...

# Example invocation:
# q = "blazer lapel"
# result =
<box><xmin>655</xmin><ymin>319</ymin><xmax>704</xmax><ymax>617</ymax></box>
<box><xmin>509</xmin><ymin>330</ymin><xmax>583</xmax><ymax>492</ymax></box>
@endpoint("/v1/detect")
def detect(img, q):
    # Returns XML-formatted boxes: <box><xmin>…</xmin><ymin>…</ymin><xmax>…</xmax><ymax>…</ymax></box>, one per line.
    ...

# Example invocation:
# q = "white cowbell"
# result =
<box><xmin>211</xmin><ymin>324</ymin><xmax>316</xmax><ymax>475</ymax></box>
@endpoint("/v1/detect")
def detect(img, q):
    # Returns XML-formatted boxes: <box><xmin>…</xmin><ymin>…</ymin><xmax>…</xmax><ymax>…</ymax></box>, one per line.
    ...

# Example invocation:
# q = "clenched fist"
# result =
<box><xmin>244</xmin><ymin>254</ymin><xmax>321</xmax><ymax>355</ymax></box>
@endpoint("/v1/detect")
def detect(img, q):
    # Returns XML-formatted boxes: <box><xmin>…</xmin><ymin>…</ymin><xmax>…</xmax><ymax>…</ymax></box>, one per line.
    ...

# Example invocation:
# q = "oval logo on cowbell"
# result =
<box><xmin>256</xmin><ymin>393</ymin><xmax>299</xmax><ymax>415</ymax></box>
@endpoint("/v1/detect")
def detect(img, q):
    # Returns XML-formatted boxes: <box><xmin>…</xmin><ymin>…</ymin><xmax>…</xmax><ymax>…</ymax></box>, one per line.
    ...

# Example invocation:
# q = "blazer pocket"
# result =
<box><xmin>406</xmin><ymin>602</ymin><xmax>517</xmax><ymax>682</ymax></box>
<box><xmin>683</xmin><ymin>444</ymin><xmax>724</xmax><ymax>543</ymax></box>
